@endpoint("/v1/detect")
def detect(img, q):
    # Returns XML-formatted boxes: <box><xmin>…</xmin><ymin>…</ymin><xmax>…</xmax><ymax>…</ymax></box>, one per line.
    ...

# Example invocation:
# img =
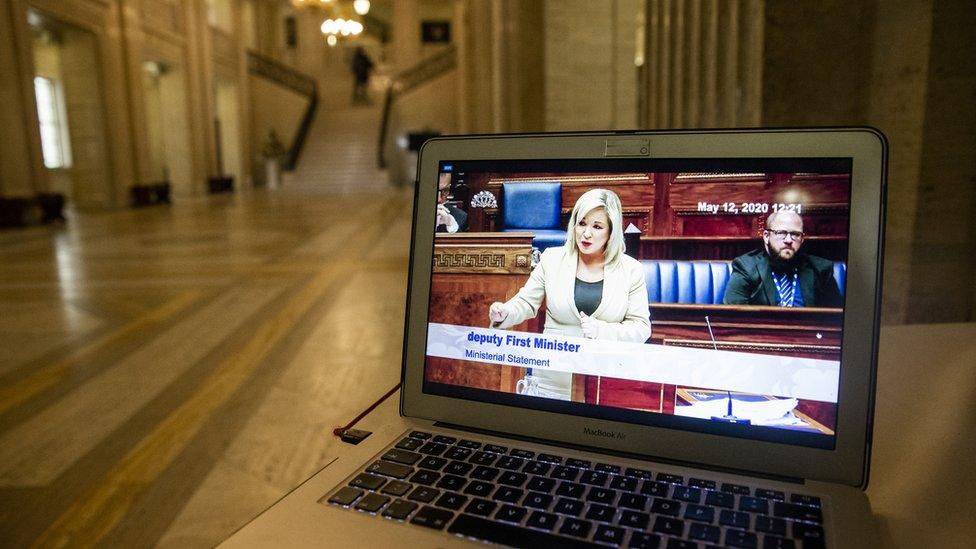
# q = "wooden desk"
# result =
<box><xmin>868</xmin><ymin>322</ymin><xmax>976</xmax><ymax>548</ymax></box>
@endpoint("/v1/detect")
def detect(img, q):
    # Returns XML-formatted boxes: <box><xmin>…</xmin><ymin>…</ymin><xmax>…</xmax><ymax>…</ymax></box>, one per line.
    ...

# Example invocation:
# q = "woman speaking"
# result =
<box><xmin>488</xmin><ymin>189</ymin><xmax>651</xmax><ymax>400</ymax></box>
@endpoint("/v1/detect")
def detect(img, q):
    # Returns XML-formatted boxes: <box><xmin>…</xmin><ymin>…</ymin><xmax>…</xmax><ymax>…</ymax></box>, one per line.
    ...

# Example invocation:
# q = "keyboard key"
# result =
<box><xmin>355</xmin><ymin>492</ymin><xmax>390</xmax><ymax>513</ymax></box>
<box><xmin>683</xmin><ymin>503</ymin><xmax>715</xmax><ymax>523</ymax></box>
<box><xmin>470</xmin><ymin>465</ymin><xmax>500</xmax><ymax>481</ymax></box>
<box><xmin>552</xmin><ymin>465</ymin><xmax>581</xmax><ymax>482</ymax></box>
<box><xmin>652</xmin><ymin>515</ymin><xmax>685</xmax><ymax>537</ymax></box>
<box><xmin>408</xmin><ymin>430</ymin><xmax>432</xmax><ymax>440</ymax></box>
<box><xmin>470</xmin><ymin>451</ymin><xmax>498</xmax><ymax>466</ymax></box>
<box><xmin>380</xmin><ymin>480</ymin><xmax>412</xmax><ymax>497</ymax></box>
<box><xmin>524</xmin><ymin>460</ymin><xmax>553</xmax><ymax>476</ymax></box>
<box><xmin>417</xmin><ymin>456</ymin><xmax>447</xmax><ymax>470</ymax></box>
<box><xmin>672</xmin><ymin>486</ymin><xmax>702</xmax><ymax>503</ymax></box>
<box><xmin>585</xmin><ymin>487</ymin><xmax>617</xmax><ymax>505</ymax></box>
<box><xmin>628</xmin><ymin>533</ymin><xmax>662</xmax><ymax>549</ymax></box>
<box><xmin>559</xmin><ymin>517</ymin><xmax>593</xmax><ymax>538</ymax></box>
<box><xmin>524</xmin><ymin>491</ymin><xmax>554</xmax><ymax>510</ymax></box>
<box><xmin>688</xmin><ymin>522</ymin><xmax>720</xmax><ymax>543</ymax></box>
<box><xmin>526</xmin><ymin>510</ymin><xmax>559</xmax><ymax>531</ymax></box>
<box><xmin>493</xmin><ymin>486</ymin><xmax>524</xmax><ymax>504</ymax></box>
<box><xmin>433</xmin><ymin>435</ymin><xmax>457</xmax><ymax>444</ymax></box>
<box><xmin>381</xmin><ymin>498</ymin><xmax>417</xmax><ymax>520</ymax></box>
<box><xmin>724</xmin><ymin>529</ymin><xmax>758</xmax><ymax>548</ymax></box>
<box><xmin>665</xmin><ymin>540</ymin><xmax>697</xmax><ymax>549</ymax></box>
<box><xmin>789</xmin><ymin>494</ymin><xmax>822</xmax><ymax>508</ymax></box>
<box><xmin>435</xmin><ymin>474</ymin><xmax>467</xmax><ymax>492</ymax></box>
<box><xmin>719</xmin><ymin>509</ymin><xmax>751</xmax><ymax>529</ymax></box>
<box><xmin>511</xmin><ymin>448</ymin><xmax>536</xmax><ymax>459</ymax></box>
<box><xmin>434</xmin><ymin>491</ymin><xmax>468</xmax><ymax>510</ymax></box>
<box><xmin>595</xmin><ymin>463</ymin><xmax>621</xmax><ymax>474</ymax></box>
<box><xmin>556</xmin><ymin>481</ymin><xmax>586</xmax><ymax>499</ymax></box>
<box><xmin>495</xmin><ymin>503</ymin><xmax>527</xmax><ymax>524</ymax></box>
<box><xmin>457</xmin><ymin>439</ymin><xmax>482</xmax><ymax>449</ymax></box>
<box><xmin>395</xmin><ymin>437</ymin><xmax>423</xmax><ymax>451</ymax></box>
<box><xmin>625</xmin><ymin>467</ymin><xmax>654</xmax><ymax>480</ymax></box>
<box><xmin>641</xmin><ymin>481</ymin><xmax>671</xmax><ymax>497</ymax></box>
<box><xmin>462</xmin><ymin>480</ymin><xmax>494</xmax><ymax>498</ymax></box>
<box><xmin>449</xmin><ymin>513</ymin><xmax>604</xmax><ymax>549</ymax></box>
<box><xmin>349</xmin><ymin>473</ymin><xmax>386</xmax><ymax>491</ymax></box>
<box><xmin>536</xmin><ymin>453</ymin><xmax>563</xmax><ymax>464</ymax></box>
<box><xmin>755</xmin><ymin>515</ymin><xmax>787</xmax><ymax>536</ymax></box>
<box><xmin>739</xmin><ymin>496</ymin><xmax>770</xmax><ymax>514</ymax></box>
<box><xmin>593</xmin><ymin>524</ymin><xmax>626</xmax><ymax>545</ymax></box>
<box><xmin>484</xmin><ymin>444</ymin><xmax>508</xmax><ymax>454</ymax></box>
<box><xmin>619</xmin><ymin>509</ymin><xmax>650</xmax><ymax>529</ymax></box>
<box><xmin>722</xmin><ymin>482</ymin><xmax>751</xmax><ymax>495</ymax></box>
<box><xmin>496</xmin><ymin>456</ymin><xmax>525</xmax><ymax>470</ymax></box>
<box><xmin>498</xmin><ymin>471</ymin><xmax>528</xmax><ymax>487</ymax></box>
<box><xmin>584</xmin><ymin>503</ymin><xmax>614</xmax><ymax>523</ymax></box>
<box><xmin>773</xmin><ymin>501</ymin><xmax>822</xmax><ymax>524</ymax></box>
<box><xmin>704</xmin><ymin>490</ymin><xmax>734</xmax><ymax>508</ymax></box>
<box><xmin>755</xmin><ymin>488</ymin><xmax>785</xmax><ymax>501</ymax></box>
<box><xmin>688</xmin><ymin>477</ymin><xmax>717</xmax><ymax>490</ymax></box>
<box><xmin>418</xmin><ymin>442</ymin><xmax>448</xmax><ymax>456</ymax></box>
<box><xmin>526</xmin><ymin>476</ymin><xmax>557</xmax><ymax>493</ymax></box>
<box><xmin>610</xmin><ymin>475</ymin><xmax>638</xmax><ymax>491</ymax></box>
<box><xmin>791</xmin><ymin>522</ymin><xmax>826</xmax><ymax>547</ymax></box>
<box><xmin>443</xmin><ymin>446</ymin><xmax>472</xmax><ymax>461</ymax></box>
<box><xmin>381</xmin><ymin>448</ymin><xmax>421</xmax><ymax>465</ymax></box>
<box><xmin>566</xmin><ymin>458</ymin><xmax>592</xmax><ymax>469</ymax></box>
<box><xmin>366</xmin><ymin>460</ymin><xmax>412</xmax><ymax>479</ymax></box>
<box><xmin>407</xmin><ymin>486</ymin><xmax>440</xmax><ymax>503</ymax></box>
<box><xmin>580</xmin><ymin>470</ymin><xmax>609</xmax><ymax>486</ymax></box>
<box><xmin>464</xmin><ymin>498</ymin><xmax>497</xmax><ymax>517</ymax></box>
<box><xmin>618</xmin><ymin>492</ymin><xmax>647</xmax><ymax>510</ymax></box>
<box><xmin>650</xmin><ymin>497</ymin><xmax>680</xmax><ymax>516</ymax></box>
<box><xmin>410</xmin><ymin>505</ymin><xmax>453</xmax><ymax>530</ymax></box>
<box><xmin>657</xmin><ymin>473</ymin><xmax>684</xmax><ymax>485</ymax></box>
<box><xmin>443</xmin><ymin>460</ymin><xmax>473</xmax><ymax>476</ymax></box>
<box><xmin>409</xmin><ymin>469</ymin><xmax>440</xmax><ymax>486</ymax></box>
<box><xmin>327</xmin><ymin>486</ymin><xmax>363</xmax><ymax>506</ymax></box>
<box><xmin>762</xmin><ymin>535</ymin><xmax>796</xmax><ymax>549</ymax></box>
<box><xmin>554</xmin><ymin>497</ymin><xmax>585</xmax><ymax>516</ymax></box>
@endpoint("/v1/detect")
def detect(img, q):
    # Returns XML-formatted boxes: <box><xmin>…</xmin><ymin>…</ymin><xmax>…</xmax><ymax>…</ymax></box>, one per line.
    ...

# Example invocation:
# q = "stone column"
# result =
<box><xmin>0</xmin><ymin>0</ymin><xmax>42</xmax><ymax>197</ymax></box>
<box><xmin>392</xmin><ymin>0</ymin><xmax>421</xmax><ymax>71</ymax></box>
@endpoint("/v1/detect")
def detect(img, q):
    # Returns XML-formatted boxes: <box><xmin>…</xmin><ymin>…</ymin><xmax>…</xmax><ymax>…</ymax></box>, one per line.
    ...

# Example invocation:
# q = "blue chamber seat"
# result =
<box><xmin>641</xmin><ymin>260</ymin><xmax>847</xmax><ymax>304</ymax></box>
<box><xmin>501</xmin><ymin>182</ymin><xmax>567</xmax><ymax>251</ymax></box>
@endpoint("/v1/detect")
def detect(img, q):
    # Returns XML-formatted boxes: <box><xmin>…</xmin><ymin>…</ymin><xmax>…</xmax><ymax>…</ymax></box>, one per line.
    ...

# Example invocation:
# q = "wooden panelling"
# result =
<box><xmin>639</xmin><ymin>235</ymin><xmax>849</xmax><ymax>261</ymax></box>
<box><xmin>433</xmin><ymin>232</ymin><xmax>534</xmax><ymax>274</ymax></box>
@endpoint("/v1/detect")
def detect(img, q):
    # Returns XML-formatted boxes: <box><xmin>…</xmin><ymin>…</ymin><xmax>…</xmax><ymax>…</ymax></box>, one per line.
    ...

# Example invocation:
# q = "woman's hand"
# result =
<box><xmin>579</xmin><ymin>312</ymin><xmax>600</xmax><ymax>339</ymax></box>
<box><xmin>488</xmin><ymin>302</ymin><xmax>509</xmax><ymax>326</ymax></box>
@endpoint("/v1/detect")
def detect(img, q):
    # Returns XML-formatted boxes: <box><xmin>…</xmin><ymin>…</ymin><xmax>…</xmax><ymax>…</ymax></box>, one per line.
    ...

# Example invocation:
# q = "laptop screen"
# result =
<box><xmin>423</xmin><ymin>157</ymin><xmax>852</xmax><ymax>450</ymax></box>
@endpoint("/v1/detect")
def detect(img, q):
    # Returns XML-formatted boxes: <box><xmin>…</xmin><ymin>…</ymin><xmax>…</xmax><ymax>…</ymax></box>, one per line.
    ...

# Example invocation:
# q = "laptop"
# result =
<box><xmin>223</xmin><ymin>128</ymin><xmax>886</xmax><ymax>548</ymax></box>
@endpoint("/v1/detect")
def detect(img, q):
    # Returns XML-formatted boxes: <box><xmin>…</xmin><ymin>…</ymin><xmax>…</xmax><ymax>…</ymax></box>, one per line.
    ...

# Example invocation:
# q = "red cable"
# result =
<box><xmin>333</xmin><ymin>383</ymin><xmax>401</xmax><ymax>437</ymax></box>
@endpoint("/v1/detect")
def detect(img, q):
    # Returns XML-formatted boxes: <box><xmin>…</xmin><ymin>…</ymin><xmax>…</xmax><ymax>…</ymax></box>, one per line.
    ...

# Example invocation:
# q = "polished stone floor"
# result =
<box><xmin>0</xmin><ymin>102</ymin><xmax>411</xmax><ymax>547</ymax></box>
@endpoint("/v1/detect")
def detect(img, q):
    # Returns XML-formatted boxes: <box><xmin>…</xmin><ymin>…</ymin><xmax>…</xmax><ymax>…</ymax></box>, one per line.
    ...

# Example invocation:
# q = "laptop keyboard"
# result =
<box><xmin>324</xmin><ymin>430</ymin><xmax>827</xmax><ymax>548</ymax></box>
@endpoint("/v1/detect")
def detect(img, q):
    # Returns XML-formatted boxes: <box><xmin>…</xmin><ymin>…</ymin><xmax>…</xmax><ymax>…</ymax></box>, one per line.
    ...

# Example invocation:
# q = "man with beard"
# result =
<box><xmin>723</xmin><ymin>211</ymin><xmax>843</xmax><ymax>307</ymax></box>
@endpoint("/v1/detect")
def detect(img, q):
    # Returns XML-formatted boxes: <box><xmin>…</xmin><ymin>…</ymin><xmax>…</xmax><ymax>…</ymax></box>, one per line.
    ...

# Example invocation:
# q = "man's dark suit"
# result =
<box><xmin>435</xmin><ymin>204</ymin><xmax>468</xmax><ymax>233</ymax></box>
<box><xmin>723</xmin><ymin>249</ymin><xmax>843</xmax><ymax>307</ymax></box>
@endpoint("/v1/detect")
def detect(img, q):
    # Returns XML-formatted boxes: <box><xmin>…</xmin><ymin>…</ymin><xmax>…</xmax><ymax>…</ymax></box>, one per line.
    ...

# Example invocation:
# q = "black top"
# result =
<box><xmin>574</xmin><ymin>278</ymin><xmax>604</xmax><ymax>316</ymax></box>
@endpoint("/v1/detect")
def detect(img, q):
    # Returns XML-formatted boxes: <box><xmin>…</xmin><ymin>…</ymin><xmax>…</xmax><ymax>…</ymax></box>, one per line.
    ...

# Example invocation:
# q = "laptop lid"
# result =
<box><xmin>401</xmin><ymin>128</ymin><xmax>886</xmax><ymax>488</ymax></box>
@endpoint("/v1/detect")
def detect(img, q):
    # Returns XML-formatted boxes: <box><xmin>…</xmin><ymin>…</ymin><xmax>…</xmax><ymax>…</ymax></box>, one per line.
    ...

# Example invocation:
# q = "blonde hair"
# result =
<box><xmin>564</xmin><ymin>188</ymin><xmax>626</xmax><ymax>266</ymax></box>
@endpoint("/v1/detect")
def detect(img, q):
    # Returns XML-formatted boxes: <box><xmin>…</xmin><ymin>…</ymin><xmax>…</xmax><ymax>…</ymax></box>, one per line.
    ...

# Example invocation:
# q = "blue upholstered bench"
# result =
<box><xmin>500</xmin><ymin>182</ymin><xmax>567</xmax><ymax>251</ymax></box>
<box><xmin>640</xmin><ymin>260</ymin><xmax>847</xmax><ymax>304</ymax></box>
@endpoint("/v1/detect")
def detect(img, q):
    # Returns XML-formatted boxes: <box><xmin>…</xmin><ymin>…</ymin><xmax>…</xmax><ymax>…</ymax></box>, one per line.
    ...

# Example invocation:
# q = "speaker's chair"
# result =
<box><xmin>501</xmin><ymin>182</ymin><xmax>567</xmax><ymax>251</ymax></box>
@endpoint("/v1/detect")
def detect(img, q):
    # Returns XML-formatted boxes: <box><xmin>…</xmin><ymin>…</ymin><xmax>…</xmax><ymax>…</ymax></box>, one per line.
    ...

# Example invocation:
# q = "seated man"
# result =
<box><xmin>724</xmin><ymin>211</ymin><xmax>843</xmax><ymax>307</ymax></box>
<box><xmin>435</xmin><ymin>172</ymin><xmax>468</xmax><ymax>233</ymax></box>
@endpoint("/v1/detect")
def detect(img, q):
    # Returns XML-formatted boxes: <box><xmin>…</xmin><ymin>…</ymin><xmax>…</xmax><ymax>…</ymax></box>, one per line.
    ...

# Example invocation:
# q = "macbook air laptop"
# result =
<box><xmin>223</xmin><ymin>128</ymin><xmax>886</xmax><ymax>548</ymax></box>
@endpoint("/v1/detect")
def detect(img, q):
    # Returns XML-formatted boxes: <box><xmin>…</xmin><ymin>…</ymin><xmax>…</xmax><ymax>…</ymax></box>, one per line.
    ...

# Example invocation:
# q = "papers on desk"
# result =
<box><xmin>675</xmin><ymin>396</ymin><xmax>805</xmax><ymax>427</ymax></box>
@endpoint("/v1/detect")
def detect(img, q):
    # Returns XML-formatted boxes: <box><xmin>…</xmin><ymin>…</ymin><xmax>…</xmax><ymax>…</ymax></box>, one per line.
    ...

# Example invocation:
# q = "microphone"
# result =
<box><xmin>705</xmin><ymin>315</ymin><xmax>751</xmax><ymax>425</ymax></box>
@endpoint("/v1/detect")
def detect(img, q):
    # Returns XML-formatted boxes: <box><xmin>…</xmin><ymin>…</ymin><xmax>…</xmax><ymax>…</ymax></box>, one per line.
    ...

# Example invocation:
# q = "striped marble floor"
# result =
<box><xmin>0</xmin><ymin>94</ymin><xmax>413</xmax><ymax>546</ymax></box>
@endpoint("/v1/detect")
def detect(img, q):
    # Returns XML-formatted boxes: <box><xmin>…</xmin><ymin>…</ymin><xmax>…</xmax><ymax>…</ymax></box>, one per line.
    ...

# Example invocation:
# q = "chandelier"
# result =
<box><xmin>291</xmin><ymin>0</ymin><xmax>370</xmax><ymax>47</ymax></box>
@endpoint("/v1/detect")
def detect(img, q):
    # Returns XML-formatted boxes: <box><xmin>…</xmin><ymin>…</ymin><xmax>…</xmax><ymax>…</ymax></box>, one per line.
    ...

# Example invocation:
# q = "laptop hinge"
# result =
<box><xmin>434</xmin><ymin>421</ymin><xmax>806</xmax><ymax>486</ymax></box>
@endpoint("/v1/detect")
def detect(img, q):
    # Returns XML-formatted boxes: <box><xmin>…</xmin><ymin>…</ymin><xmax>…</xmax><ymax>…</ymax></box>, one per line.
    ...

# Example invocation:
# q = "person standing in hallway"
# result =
<box><xmin>351</xmin><ymin>47</ymin><xmax>374</xmax><ymax>105</ymax></box>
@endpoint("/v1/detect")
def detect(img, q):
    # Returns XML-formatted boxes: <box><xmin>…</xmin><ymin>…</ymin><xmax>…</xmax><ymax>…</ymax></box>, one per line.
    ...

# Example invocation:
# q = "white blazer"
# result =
<box><xmin>497</xmin><ymin>247</ymin><xmax>651</xmax><ymax>342</ymax></box>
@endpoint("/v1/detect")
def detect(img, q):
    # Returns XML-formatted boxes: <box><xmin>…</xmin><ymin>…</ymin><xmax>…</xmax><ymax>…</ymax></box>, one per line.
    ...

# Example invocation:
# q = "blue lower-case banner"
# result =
<box><xmin>426</xmin><ymin>323</ymin><xmax>839</xmax><ymax>403</ymax></box>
